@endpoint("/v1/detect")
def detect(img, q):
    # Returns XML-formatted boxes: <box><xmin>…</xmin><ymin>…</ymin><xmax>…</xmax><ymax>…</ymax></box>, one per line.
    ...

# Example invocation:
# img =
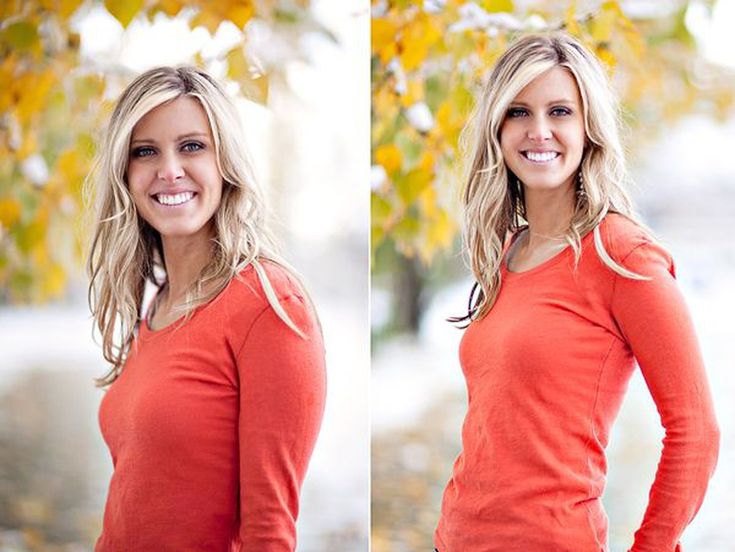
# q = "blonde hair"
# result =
<box><xmin>455</xmin><ymin>32</ymin><xmax>654</xmax><ymax>324</ymax></box>
<box><xmin>85</xmin><ymin>66</ymin><xmax>304</xmax><ymax>387</ymax></box>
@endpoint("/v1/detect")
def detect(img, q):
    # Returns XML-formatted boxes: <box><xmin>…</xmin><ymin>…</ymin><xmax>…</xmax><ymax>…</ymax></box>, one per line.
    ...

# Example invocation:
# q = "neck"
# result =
<box><xmin>522</xmin><ymin>181</ymin><xmax>576</xmax><ymax>248</ymax></box>
<box><xmin>160</xmin><ymin>227</ymin><xmax>215</xmax><ymax>304</ymax></box>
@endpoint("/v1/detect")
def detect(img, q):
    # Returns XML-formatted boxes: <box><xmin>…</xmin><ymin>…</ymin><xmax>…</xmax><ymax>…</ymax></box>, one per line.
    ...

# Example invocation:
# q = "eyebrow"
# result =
<box><xmin>509</xmin><ymin>99</ymin><xmax>577</xmax><ymax>107</ymax></box>
<box><xmin>130</xmin><ymin>132</ymin><xmax>210</xmax><ymax>145</ymax></box>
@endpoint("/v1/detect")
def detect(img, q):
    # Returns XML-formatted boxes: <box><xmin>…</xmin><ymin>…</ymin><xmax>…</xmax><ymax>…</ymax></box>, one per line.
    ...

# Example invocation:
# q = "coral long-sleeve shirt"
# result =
<box><xmin>95</xmin><ymin>261</ymin><xmax>326</xmax><ymax>552</ymax></box>
<box><xmin>435</xmin><ymin>213</ymin><xmax>719</xmax><ymax>552</ymax></box>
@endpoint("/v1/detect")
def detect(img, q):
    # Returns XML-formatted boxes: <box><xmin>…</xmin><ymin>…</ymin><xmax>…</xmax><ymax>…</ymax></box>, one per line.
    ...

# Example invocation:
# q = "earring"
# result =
<box><xmin>576</xmin><ymin>172</ymin><xmax>587</xmax><ymax>201</ymax></box>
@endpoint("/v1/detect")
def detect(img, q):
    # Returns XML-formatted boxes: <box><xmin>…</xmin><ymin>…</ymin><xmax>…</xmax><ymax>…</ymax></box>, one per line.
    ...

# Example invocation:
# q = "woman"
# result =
<box><xmin>435</xmin><ymin>33</ymin><xmax>719</xmax><ymax>551</ymax></box>
<box><xmin>85</xmin><ymin>66</ymin><xmax>326</xmax><ymax>551</ymax></box>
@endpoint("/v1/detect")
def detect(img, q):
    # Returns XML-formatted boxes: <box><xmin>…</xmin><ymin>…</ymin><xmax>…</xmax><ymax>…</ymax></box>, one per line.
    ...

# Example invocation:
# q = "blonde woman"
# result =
<box><xmin>86</xmin><ymin>66</ymin><xmax>326</xmax><ymax>551</ymax></box>
<box><xmin>435</xmin><ymin>33</ymin><xmax>719</xmax><ymax>551</ymax></box>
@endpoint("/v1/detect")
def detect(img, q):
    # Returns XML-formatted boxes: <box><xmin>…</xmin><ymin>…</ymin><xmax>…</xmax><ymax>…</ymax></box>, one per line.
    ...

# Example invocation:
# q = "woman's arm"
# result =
<box><xmin>234</xmin><ymin>293</ymin><xmax>327</xmax><ymax>551</ymax></box>
<box><xmin>611</xmin><ymin>240</ymin><xmax>720</xmax><ymax>552</ymax></box>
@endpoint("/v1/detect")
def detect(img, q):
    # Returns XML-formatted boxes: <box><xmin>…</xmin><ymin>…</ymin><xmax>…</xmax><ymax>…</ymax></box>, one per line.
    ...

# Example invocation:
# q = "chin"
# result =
<box><xmin>152</xmin><ymin>223</ymin><xmax>209</xmax><ymax>239</ymax></box>
<box><xmin>517</xmin><ymin>173</ymin><xmax>574</xmax><ymax>192</ymax></box>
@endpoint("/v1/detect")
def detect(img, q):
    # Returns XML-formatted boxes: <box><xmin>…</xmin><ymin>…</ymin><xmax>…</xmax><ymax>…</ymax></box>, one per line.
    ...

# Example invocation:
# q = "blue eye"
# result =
<box><xmin>507</xmin><ymin>107</ymin><xmax>528</xmax><ymax>118</ymax></box>
<box><xmin>182</xmin><ymin>142</ymin><xmax>204</xmax><ymax>153</ymax></box>
<box><xmin>132</xmin><ymin>146</ymin><xmax>155</xmax><ymax>158</ymax></box>
<box><xmin>551</xmin><ymin>107</ymin><xmax>572</xmax><ymax>116</ymax></box>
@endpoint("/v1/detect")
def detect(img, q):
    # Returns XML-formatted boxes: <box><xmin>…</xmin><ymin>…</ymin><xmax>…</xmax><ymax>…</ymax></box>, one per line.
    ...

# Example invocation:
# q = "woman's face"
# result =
<box><xmin>127</xmin><ymin>96</ymin><xmax>223</xmax><ymax>243</ymax></box>
<box><xmin>499</xmin><ymin>66</ymin><xmax>586</xmax><ymax>194</ymax></box>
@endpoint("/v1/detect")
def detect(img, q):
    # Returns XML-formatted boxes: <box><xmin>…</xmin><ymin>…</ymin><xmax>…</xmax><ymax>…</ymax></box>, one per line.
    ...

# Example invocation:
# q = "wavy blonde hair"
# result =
<box><xmin>85</xmin><ymin>66</ymin><xmax>304</xmax><ymax>387</ymax></box>
<box><xmin>455</xmin><ymin>32</ymin><xmax>655</xmax><ymax>323</ymax></box>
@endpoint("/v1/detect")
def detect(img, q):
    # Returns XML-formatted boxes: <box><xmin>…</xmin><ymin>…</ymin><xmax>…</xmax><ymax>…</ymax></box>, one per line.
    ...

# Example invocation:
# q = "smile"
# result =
<box><xmin>522</xmin><ymin>151</ymin><xmax>560</xmax><ymax>163</ymax></box>
<box><xmin>153</xmin><ymin>191</ymin><xmax>197</xmax><ymax>206</ymax></box>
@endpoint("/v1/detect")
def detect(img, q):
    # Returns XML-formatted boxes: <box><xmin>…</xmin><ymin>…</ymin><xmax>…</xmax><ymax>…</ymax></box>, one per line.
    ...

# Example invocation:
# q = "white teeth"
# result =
<box><xmin>156</xmin><ymin>192</ymin><xmax>195</xmax><ymax>206</ymax></box>
<box><xmin>524</xmin><ymin>151</ymin><xmax>559</xmax><ymax>162</ymax></box>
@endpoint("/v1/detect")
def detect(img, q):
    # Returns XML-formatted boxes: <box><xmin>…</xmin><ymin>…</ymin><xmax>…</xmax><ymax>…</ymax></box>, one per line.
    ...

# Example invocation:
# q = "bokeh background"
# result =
<box><xmin>371</xmin><ymin>1</ymin><xmax>735</xmax><ymax>551</ymax></box>
<box><xmin>0</xmin><ymin>0</ymin><xmax>369</xmax><ymax>550</ymax></box>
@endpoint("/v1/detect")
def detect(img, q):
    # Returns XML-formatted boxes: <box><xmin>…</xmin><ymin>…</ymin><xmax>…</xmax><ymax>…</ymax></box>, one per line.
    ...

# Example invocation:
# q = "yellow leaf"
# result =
<box><xmin>590</xmin><ymin>5</ymin><xmax>616</xmax><ymax>43</ymax></box>
<box><xmin>565</xmin><ymin>1</ymin><xmax>582</xmax><ymax>37</ymax></box>
<box><xmin>418</xmin><ymin>184</ymin><xmax>438</xmax><ymax>217</ymax></box>
<box><xmin>417</xmin><ymin>150</ymin><xmax>434</xmax><ymax>173</ymax></box>
<box><xmin>104</xmin><ymin>0</ymin><xmax>144</xmax><ymax>28</ymax></box>
<box><xmin>399</xmin><ymin>14</ymin><xmax>441</xmax><ymax>72</ymax></box>
<box><xmin>435</xmin><ymin>100</ymin><xmax>452</xmax><ymax>135</ymax></box>
<box><xmin>15</xmin><ymin>69</ymin><xmax>56</xmax><ymax>124</ymax></box>
<box><xmin>41</xmin><ymin>263</ymin><xmax>66</xmax><ymax>298</ymax></box>
<box><xmin>227</xmin><ymin>46</ymin><xmax>249</xmax><ymax>80</ymax></box>
<box><xmin>399</xmin><ymin>79</ymin><xmax>424</xmax><ymax>108</ymax></box>
<box><xmin>480</xmin><ymin>0</ymin><xmax>513</xmax><ymax>13</ymax></box>
<box><xmin>244</xmin><ymin>73</ymin><xmax>268</xmax><ymax>104</ymax></box>
<box><xmin>59</xmin><ymin>0</ymin><xmax>84</xmax><ymax>19</ymax></box>
<box><xmin>375</xmin><ymin>144</ymin><xmax>402</xmax><ymax>176</ymax></box>
<box><xmin>17</xmin><ymin>130</ymin><xmax>37</xmax><ymax>159</ymax></box>
<box><xmin>595</xmin><ymin>44</ymin><xmax>616</xmax><ymax>69</ymax></box>
<box><xmin>396</xmin><ymin>167</ymin><xmax>432</xmax><ymax>206</ymax></box>
<box><xmin>427</xmin><ymin>208</ymin><xmax>454</xmax><ymax>249</ymax></box>
<box><xmin>157</xmin><ymin>0</ymin><xmax>183</xmax><ymax>17</ymax></box>
<box><xmin>17</xmin><ymin>218</ymin><xmax>47</xmax><ymax>253</ymax></box>
<box><xmin>372</xmin><ymin>18</ymin><xmax>398</xmax><ymax>60</ymax></box>
<box><xmin>227</xmin><ymin>46</ymin><xmax>268</xmax><ymax>103</ymax></box>
<box><xmin>0</xmin><ymin>199</ymin><xmax>21</xmax><ymax>228</ymax></box>
<box><xmin>226</xmin><ymin>2</ymin><xmax>254</xmax><ymax>28</ymax></box>
<box><xmin>191</xmin><ymin>7</ymin><xmax>224</xmax><ymax>34</ymax></box>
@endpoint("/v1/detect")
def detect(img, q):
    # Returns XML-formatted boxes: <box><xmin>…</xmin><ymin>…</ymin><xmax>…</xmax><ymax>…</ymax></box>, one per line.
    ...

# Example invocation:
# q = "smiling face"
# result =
<box><xmin>499</xmin><ymin>66</ymin><xmax>586</xmax><ymax>194</ymax></box>
<box><xmin>127</xmin><ymin>95</ymin><xmax>222</xmax><ymax>244</ymax></box>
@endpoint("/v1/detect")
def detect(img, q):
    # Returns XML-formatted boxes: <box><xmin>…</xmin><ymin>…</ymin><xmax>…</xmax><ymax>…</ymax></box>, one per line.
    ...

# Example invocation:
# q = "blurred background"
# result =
<box><xmin>0</xmin><ymin>0</ymin><xmax>368</xmax><ymax>550</ymax></box>
<box><xmin>371</xmin><ymin>1</ymin><xmax>735</xmax><ymax>551</ymax></box>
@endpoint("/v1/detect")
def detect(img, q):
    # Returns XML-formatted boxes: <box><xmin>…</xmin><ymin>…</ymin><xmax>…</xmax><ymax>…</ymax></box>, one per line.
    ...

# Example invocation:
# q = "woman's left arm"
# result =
<box><xmin>234</xmin><ymin>293</ymin><xmax>327</xmax><ymax>551</ymax></box>
<box><xmin>611</xmin><ymin>240</ymin><xmax>720</xmax><ymax>552</ymax></box>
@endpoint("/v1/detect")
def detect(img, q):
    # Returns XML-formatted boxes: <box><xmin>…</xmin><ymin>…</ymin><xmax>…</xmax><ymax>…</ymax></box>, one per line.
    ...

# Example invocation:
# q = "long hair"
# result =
<box><xmin>85</xmin><ymin>66</ymin><xmax>304</xmax><ymax>387</ymax></box>
<box><xmin>455</xmin><ymin>32</ymin><xmax>655</xmax><ymax>324</ymax></box>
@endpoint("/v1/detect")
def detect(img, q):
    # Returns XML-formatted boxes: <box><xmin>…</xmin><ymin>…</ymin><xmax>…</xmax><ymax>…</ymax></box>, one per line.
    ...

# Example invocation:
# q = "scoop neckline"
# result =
<box><xmin>502</xmin><ymin>224</ymin><xmax>595</xmax><ymax>279</ymax></box>
<box><xmin>138</xmin><ymin>264</ymin><xmax>254</xmax><ymax>341</ymax></box>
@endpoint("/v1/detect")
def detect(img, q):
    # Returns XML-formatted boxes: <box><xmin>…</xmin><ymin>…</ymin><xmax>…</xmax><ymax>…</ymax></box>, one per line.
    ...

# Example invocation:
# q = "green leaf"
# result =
<box><xmin>1</xmin><ymin>21</ymin><xmax>40</xmax><ymax>51</ymax></box>
<box><xmin>393</xmin><ymin>214</ymin><xmax>420</xmax><ymax>242</ymax></box>
<box><xmin>371</xmin><ymin>192</ymin><xmax>392</xmax><ymax>226</ymax></box>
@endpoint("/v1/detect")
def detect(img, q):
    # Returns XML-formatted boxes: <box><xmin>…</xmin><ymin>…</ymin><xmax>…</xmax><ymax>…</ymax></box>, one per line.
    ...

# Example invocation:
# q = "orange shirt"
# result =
<box><xmin>435</xmin><ymin>214</ymin><xmax>719</xmax><ymax>552</ymax></box>
<box><xmin>95</xmin><ymin>261</ymin><xmax>326</xmax><ymax>551</ymax></box>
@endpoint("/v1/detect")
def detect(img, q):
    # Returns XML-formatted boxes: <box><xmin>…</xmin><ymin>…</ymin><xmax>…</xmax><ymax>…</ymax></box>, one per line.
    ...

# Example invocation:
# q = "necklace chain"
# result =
<box><xmin>527</xmin><ymin>228</ymin><xmax>567</xmax><ymax>242</ymax></box>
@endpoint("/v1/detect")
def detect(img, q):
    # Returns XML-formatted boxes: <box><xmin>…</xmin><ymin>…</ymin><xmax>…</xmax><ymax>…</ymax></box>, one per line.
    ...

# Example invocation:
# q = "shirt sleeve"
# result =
<box><xmin>610</xmin><ymin>240</ymin><xmax>720</xmax><ymax>552</ymax></box>
<box><xmin>234</xmin><ymin>293</ymin><xmax>326</xmax><ymax>551</ymax></box>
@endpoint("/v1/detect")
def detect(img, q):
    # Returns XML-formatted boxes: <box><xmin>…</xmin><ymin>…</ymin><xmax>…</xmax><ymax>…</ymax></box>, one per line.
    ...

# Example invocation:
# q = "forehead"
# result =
<box><xmin>512</xmin><ymin>66</ymin><xmax>582</xmax><ymax>104</ymax></box>
<box><xmin>131</xmin><ymin>95</ymin><xmax>212</xmax><ymax>139</ymax></box>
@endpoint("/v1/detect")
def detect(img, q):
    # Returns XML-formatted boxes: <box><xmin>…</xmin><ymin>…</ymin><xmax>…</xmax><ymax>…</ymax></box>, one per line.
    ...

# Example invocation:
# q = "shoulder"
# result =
<box><xmin>597</xmin><ymin>212</ymin><xmax>649</xmax><ymax>259</ymax></box>
<box><xmin>597</xmin><ymin>212</ymin><xmax>675</xmax><ymax>278</ymax></box>
<box><xmin>223</xmin><ymin>258</ymin><xmax>318</xmax><ymax>351</ymax></box>
<box><xmin>227</xmin><ymin>258</ymin><xmax>306</xmax><ymax>308</ymax></box>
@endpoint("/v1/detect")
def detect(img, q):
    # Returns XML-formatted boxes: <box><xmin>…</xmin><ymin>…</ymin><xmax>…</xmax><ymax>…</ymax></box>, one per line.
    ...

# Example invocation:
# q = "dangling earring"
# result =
<box><xmin>515</xmin><ymin>177</ymin><xmax>526</xmax><ymax>219</ymax></box>
<box><xmin>576</xmin><ymin>171</ymin><xmax>587</xmax><ymax>201</ymax></box>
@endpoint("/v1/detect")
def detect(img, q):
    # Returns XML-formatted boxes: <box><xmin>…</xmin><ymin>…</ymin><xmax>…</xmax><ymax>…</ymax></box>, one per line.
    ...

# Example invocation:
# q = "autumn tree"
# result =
<box><xmin>0</xmin><ymin>0</ymin><xmax>326</xmax><ymax>303</ymax></box>
<box><xmin>371</xmin><ymin>0</ymin><xmax>733</xmax><ymax>335</ymax></box>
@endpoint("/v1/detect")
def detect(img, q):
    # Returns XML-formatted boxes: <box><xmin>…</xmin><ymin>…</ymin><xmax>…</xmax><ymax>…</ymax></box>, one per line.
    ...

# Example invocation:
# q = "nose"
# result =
<box><xmin>156</xmin><ymin>153</ymin><xmax>185</xmax><ymax>183</ymax></box>
<box><xmin>527</xmin><ymin>116</ymin><xmax>553</xmax><ymax>142</ymax></box>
